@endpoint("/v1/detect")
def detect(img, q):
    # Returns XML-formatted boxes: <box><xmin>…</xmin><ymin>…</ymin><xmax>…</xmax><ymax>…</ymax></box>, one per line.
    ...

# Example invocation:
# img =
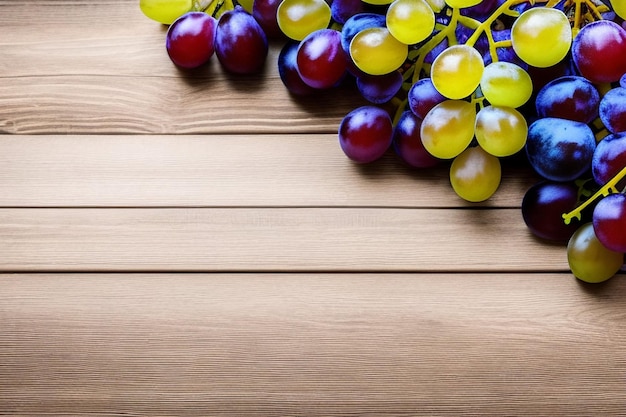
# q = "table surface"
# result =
<box><xmin>1</xmin><ymin>1</ymin><xmax>625</xmax><ymax>415</ymax></box>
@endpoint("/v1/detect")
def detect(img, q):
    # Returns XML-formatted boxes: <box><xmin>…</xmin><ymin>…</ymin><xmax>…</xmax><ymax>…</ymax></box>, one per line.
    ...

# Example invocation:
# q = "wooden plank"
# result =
<box><xmin>2</xmin><ymin>273</ymin><xmax>626</xmax><ymax>416</ymax></box>
<box><xmin>0</xmin><ymin>0</ymin><xmax>367</xmax><ymax>134</ymax></box>
<box><xmin>0</xmin><ymin>207</ymin><xmax>567</xmax><ymax>272</ymax></box>
<box><xmin>0</xmin><ymin>135</ymin><xmax>539</xmax><ymax>207</ymax></box>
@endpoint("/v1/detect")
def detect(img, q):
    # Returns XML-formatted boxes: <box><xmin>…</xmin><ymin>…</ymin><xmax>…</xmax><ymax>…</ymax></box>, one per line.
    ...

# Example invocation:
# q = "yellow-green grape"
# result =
<box><xmin>420</xmin><ymin>100</ymin><xmax>475</xmax><ymax>159</ymax></box>
<box><xmin>350</xmin><ymin>28</ymin><xmax>408</xmax><ymax>75</ymax></box>
<box><xmin>567</xmin><ymin>223</ymin><xmax>624</xmax><ymax>283</ymax></box>
<box><xmin>614</xmin><ymin>1</ymin><xmax>626</xmax><ymax>19</ymax></box>
<box><xmin>362</xmin><ymin>0</ymin><xmax>394</xmax><ymax>5</ymax></box>
<box><xmin>139</xmin><ymin>0</ymin><xmax>192</xmax><ymax>24</ymax></box>
<box><xmin>450</xmin><ymin>146</ymin><xmax>501</xmax><ymax>202</ymax></box>
<box><xmin>475</xmin><ymin>106</ymin><xmax>527</xmax><ymax>157</ymax></box>
<box><xmin>431</xmin><ymin>45</ymin><xmax>484</xmax><ymax>99</ymax></box>
<box><xmin>480</xmin><ymin>61</ymin><xmax>532</xmax><ymax>108</ymax></box>
<box><xmin>511</xmin><ymin>7</ymin><xmax>572</xmax><ymax>68</ymax></box>
<box><xmin>237</xmin><ymin>0</ymin><xmax>254</xmax><ymax>12</ymax></box>
<box><xmin>277</xmin><ymin>0</ymin><xmax>331</xmax><ymax>41</ymax></box>
<box><xmin>444</xmin><ymin>0</ymin><xmax>481</xmax><ymax>8</ymax></box>
<box><xmin>386</xmin><ymin>0</ymin><xmax>435</xmax><ymax>45</ymax></box>
<box><xmin>425</xmin><ymin>0</ymin><xmax>446</xmax><ymax>12</ymax></box>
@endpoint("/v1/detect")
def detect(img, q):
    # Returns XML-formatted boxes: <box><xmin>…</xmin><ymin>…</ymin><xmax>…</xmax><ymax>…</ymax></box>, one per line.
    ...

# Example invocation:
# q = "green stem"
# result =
<box><xmin>562</xmin><ymin>166</ymin><xmax>626</xmax><ymax>225</ymax></box>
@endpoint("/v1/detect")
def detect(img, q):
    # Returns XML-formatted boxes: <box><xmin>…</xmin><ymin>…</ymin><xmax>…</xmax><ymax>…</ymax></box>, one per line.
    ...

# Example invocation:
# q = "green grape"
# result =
<box><xmin>450</xmin><ymin>146</ymin><xmax>501</xmax><ymax>202</ymax></box>
<box><xmin>480</xmin><ymin>62</ymin><xmax>532</xmax><ymax>108</ymax></box>
<box><xmin>420</xmin><ymin>100</ymin><xmax>475</xmax><ymax>159</ymax></box>
<box><xmin>444</xmin><ymin>0</ymin><xmax>480</xmax><ymax>8</ymax></box>
<box><xmin>277</xmin><ymin>0</ymin><xmax>331</xmax><ymax>41</ymax></box>
<box><xmin>475</xmin><ymin>106</ymin><xmax>527</xmax><ymax>157</ymax></box>
<box><xmin>431</xmin><ymin>45</ymin><xmax>484</xmax><ymax>99</ymax></box>
<box><xmin>140</xmin><ymin>0</ymin><xmax>192</xmax><ymax>24</ymax></box>
<box><xmin>511</xmin><ymin>7</ymin><xmax>572</xmax><ymax>68</ymax></box>
<box><xmin>386</xmin><ymin>0</ymin><xmax>435</xmax><ymax>45</ymax></box>
<box><xmin>614</xmin><ymin>1</ymin><xmax>626</xmax><ymax>20</ymax></box>
<box><xmin>362</xmin><ymin>0</ymin><xmax>394</xmax><ymax>5</ymax></box>
<box><xmin>567</xmin><ymin>223</ymin><xmax>624</xmax><ymax>283</ymax></box>
<box><xmin>350</xmin><ymin>28</ymin><xmax>408</xmax><ymax>75</ymax></box>
<box><xmin>237</xmin><ymin>0</ymin><xmax>254</xmax><ymax>12</ymax></box>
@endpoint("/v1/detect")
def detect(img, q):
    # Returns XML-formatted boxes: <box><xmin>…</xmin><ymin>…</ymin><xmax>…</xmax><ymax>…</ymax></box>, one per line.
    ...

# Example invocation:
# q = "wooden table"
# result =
<box><xmin>1</xmin><ymin>1</ymin><xmax>625</xmax><ymax>415</ymax></box>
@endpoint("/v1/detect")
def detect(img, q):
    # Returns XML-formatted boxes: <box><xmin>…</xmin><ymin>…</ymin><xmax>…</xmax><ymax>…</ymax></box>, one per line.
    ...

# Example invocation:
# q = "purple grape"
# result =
<box><xmin>296</xmin><ymin>29</ymin><xmax>347</xmax><ymax>89</ymax></box>
<box><xmin>461</xmin><ymin>0</ymin><xmax>503</xmax><ymax>20</ymax></box>
<box><xmin>572</xmin><ymin>20</ymin><xmax>626</xmax><ymax>83</ymax></box>
<box><xmin>621</xmin><ymin>73</ymin><xmax>626</xmax><ymax>88</ymax></box>
<box><xmin>340</xmin><ymin>13</ymin><xmax>386</xmax><ymax>55</ymax></box>
<box><xmin>599</xmin><ymin>87</ymin><xmax>626</xmax><ymax>134</ymax></box>
<box><xmin>356</xmin><ymin>71</ymin><xmax>402</xmax><ymax>104</ymax></box>
<box><xmin>593</xmin><ymin>193</ymin><xmax>626</xmax><ymax>253</ymax></box>
<box><xmin>253</xmin><ymin>0</ymin><xmax>283</xmax><ymax>38</ymax></box>
<box><xmin>215</xmin><ymin>6</ymin><xmax>268</xmax><ymax>74</ymax></box>
<box><xmin>331</xmin><ymin>0</ymin><xmax>364</xmax><ymax>25</ymax></box>
<box><xmin>407</xmin><ymin>78</ymin><xmax>446</xmax><ymax>119</ymax></box>
<box><xmin>392</xmin><ymin>111</ymin><xmax>440</xmax><ymax>168</ymax></box>
<box><xmin>526</xmin><ymin>117</ymin><xmax>596</xmax><ymax>182</ymax></box>
<box><xmin>339</xmin><ymin>106</ymin><xmax>393</xmax><ymax>163</ymax></box>
<box><xmin>535</xmin><ymin>76</ymin><xmax>600</xmax><ymax>124</ymax></box>
<box><xmin>165</xmin><ymin>12</ymin><xmax>217</xmax><ymax>69</ymax></box>
<box><xmin>592</xmin><ymin>132</ymin><xmax>626</xmax><ymax>187</ymax></box>
<box><xmin>521</xmin><ymin>180</ymin><xmax>581</xmax><ymax>243</ymax></box>
<box><xmin>277</xmin><ymin>41</ymin><xmax>316</xmax><ymax>95</ymax></box>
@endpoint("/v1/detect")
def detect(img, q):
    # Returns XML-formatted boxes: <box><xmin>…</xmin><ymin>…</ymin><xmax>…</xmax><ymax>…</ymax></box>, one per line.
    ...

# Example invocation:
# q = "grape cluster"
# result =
<box><xmin>139</xmin><ymin>0</ymin><xmax>626</xmax><ymax>284</ymax></box>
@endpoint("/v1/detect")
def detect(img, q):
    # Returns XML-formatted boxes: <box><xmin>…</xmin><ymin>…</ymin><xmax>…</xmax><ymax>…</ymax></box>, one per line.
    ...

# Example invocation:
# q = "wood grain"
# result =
<box><xmin>2</xmin><ymin>273</ymin><xmax>626</xmax><ymax>416</ymax></box>
<box><xmin>0</xmin><ymin>135</ymin><xmax>539</xmax><ymax>207</ymax></box>
<box><xmin>0</xmin><ymin>207</ymin><xmax>565</xmax><ymax>272</ymax></box>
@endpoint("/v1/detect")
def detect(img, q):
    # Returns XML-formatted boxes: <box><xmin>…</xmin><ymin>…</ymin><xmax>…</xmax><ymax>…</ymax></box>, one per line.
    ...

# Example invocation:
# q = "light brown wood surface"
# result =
<box><xmin>1</xmin><ymin>1</ymin><xmax>624</xmax><ymax>416</ymax></box>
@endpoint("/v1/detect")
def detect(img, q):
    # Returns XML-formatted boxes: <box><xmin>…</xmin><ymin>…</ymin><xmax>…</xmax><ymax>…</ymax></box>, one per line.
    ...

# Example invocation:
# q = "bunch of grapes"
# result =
<box><xmin>139</xmin><ymin>0</ymin><xmax>626</xmax><ymax>284</ymax></box>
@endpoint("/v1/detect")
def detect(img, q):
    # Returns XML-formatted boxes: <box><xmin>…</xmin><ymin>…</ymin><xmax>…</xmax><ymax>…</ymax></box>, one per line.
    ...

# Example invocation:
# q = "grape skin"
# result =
<box><xmin>593</xmin><ymin>193</ymin><xmax>626</xmax><ymax>253</ymax></box>
<box><xmin>215</xmin><ymin>7</ymin><xmax>268</xmax><ymax>74</ymax></box>
<box><xmin>592</xmin><ymin>132</ymin><xmax>626</xmax><ymax>188</ymax></box>
<box><xmin>599</xmin><ymin>87</ymin><xmax>626</xmax><ymax>134</ymax></box>
<box><xmin>449</xmin><ymin>146</ymin><xmax>501</xmax><ymax>203</ymax></box>
<box><xmin>339</xmin><ymin>106</ymin><xmax>393</xmax><ymax>163</ymax></box>
<box><xmin>535</xmin><ymin>76</ymin><xmax>600</xmax><ymax>124</ymax></box>
<box><xmin>567</xmin><ymin>223</ymin><xmax>624</xmax><ymax>284</ymax></box>
<box><xmin>392</xmin><ymin>111</ymin><xmax>440</xmax><ymax>168</ymax></box>
<box><xmin>572</xmin><ymin>20</ymin><xmax>626</xmax><ymax>84</ymax></box>
<box><xmin>166</xmin><ymin>12</ymin><xmax>217</xmax><ymax>69</ymax></box>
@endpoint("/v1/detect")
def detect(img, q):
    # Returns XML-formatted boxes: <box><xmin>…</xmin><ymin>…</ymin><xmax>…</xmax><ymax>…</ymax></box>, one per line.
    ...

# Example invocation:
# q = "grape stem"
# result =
<box><xmin>562</xmin><ymin>166</ymin><xmax>626</xmax><ymax>225</ymax></box>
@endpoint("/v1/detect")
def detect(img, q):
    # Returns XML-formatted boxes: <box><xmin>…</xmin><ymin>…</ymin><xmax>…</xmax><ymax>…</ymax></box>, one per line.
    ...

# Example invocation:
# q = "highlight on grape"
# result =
<box><xmin>139</xmin><ymin>0</ymin><xmax>626</xmax><ymax>283</ymax></box>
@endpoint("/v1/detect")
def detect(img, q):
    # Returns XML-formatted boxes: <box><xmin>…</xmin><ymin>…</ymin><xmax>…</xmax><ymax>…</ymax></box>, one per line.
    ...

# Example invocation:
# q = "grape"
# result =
<box><xmin>340</xmin><ymin>13</ymin><xmax>387</xmax><ymax>55</ymax></box>
<box><xmin>362</xmin><ymin>0</ymin><xmax>394</xmax><ymax>6</ymax></box>
<box><xmin>612</xmin><ymin>0</ymin><xmax>626</xmax><ymax>19</ymax></box>
<box><xmin>449</xmin><ymin>146</ymin><xmax>501</xmax><ymax>203</ymax></box>
<box><xmin>140</xmin><ymin>0</ymin><xmax>192</xmax><ymax>24</ymax></box>
<box><xmin>521</xmin><ymin>181</ymin><xmax>581</xmax><ymax>243</ymax></box>
<box><xmin>592</xmin><ymin>132</ymin><xmax>626</xmax><ymax>187</ymax></box>
<box><xmin>571</xmin><ymin>20</ymin><xmax>626</xmax><ymax>84</ymax></box>
<box><xmin>599</xmin><ymin>87</ymin><xmax>626</xmax><ymax>134</ymax></box>
<box><xmin>475</xmin><ymin>105</ymin><xmax>527</xmax><ymax>157</ymax></box>
<box><xmin>621</xmin><ymin>73</ymin><xmax>626</xmax><ymax>89</ymax></box>
<box><xmin>296</xmin><ymin>29</ymin><xmax>347</xmax><ymax>89</ymax></box>
<box><xmin>276</xmin><ymin>0</ymin><xmax>331</xmax><ymax>41</ymax></box>
<box><xmin>407</xmin><ymin>77</ymin><xmax>446</xmax><ymax>119</ymax></box>
<box><xmin>278</xmin><ymin>41</ymin><xmax>316</xmax><ymax>95</ymax></box>
<box><xmin>535</xmin><ymin>76</ymin><xmax>600</xmax><ymax>124</ymax></box>
<box><xmin>165</xmin><ymin>12</ymin><xmax>217</xmax><ymax>69</ymax></box>
<box><xmin>525</xmin><ymin>117</ymin><xmax>596</xmax><ymax>182</ymax></box>
<box><xmin>461</xmin><ymin>0</ymin><xmax>502</xmax><ymax>20</ymax></box>
<box><xmin>420</xmin><ymin>100</ymin><xmax>476</xmax><ymax>159</ymax></box>
<box><xmin>593</xmin><ymin>193</ymin><xmax>626</xmax><ymax>253</ymax></box>
<box><xmin>330</xmin><ymin>0</ymin><xmax>364</xmax><ymax>25</ymax></box>
<box><xmin>484</xmin><ymin>29</ymin><xmax>527</xmax><ymax>70</ymax></box>
<box><xmin>215</xmin><ymin>6</ymin><xmax>268</xmax><ymax>74</ymax></box>
<box><xmin>511</xmin><ymin>7</ymin><xmax>572</xmax><ymax>68</ymax></box>
<box><xmin>356</xmin><ymin>71</ymin><xmax>403</xmax><ymax>104</ymax></box>
<box><xmin>392</xmin><ymin>110</ymin><xmax>440</xmax><ymax>168</ymax></box>
<box><xmin>480</xmin><ymin>61</ymin><xmax>532</xmax><ymax>108</ymax></box>
<box><xmin>444</xmin><ymin>0</ymin><xmax>481</xmax><ymax>8</ymax></box>
<box><xmin>567</xmin><ymin>223</ymin><xmax>624</xmax><ymax>283</ymax></box>
<box><xmin>349</xmin><ymin>27</ymin><xmax>408</xmax><ymax>76</ymax></box>
<box><xmin>431</xmin><ymin>45</ymin><xmax>484</xmax><ymax>99</ymax></box>
<box><xmin>252</xmin><ymin>0</ymin><xmax>283</xmax><ymax>38</ymax></box>
<box><xmin>386</xmin><ymin>0</ymin><xmax>435</xmax><ymax>45</ymax></box>
<box><xmin>339</xmin><ymin>106</ymin><xmax>393</xmax><ymax>163</ymax></box>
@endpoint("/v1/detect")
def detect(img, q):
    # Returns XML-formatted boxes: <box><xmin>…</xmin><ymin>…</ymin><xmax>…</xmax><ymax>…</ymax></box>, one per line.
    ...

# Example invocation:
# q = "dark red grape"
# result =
<box><xmin>339</xmin><ymin>106</ymin><xmax>393</xmax><ymax>163</ymax></box>
<box><xmin>592</xmin><ymin>132</ymin><xmax>626</xmax><ymax>187</ymax></box>
<box><xmin>252</xmin><ymin>0</ymin><xmax>283</xmax><ymax>38</ymax></box>
<box><xmin>572</xmin><ymin>20</ymin><xmax>626</xmax><ymax>83</ymax></box>
<box><xmin>215</xmin><ymin>6</ymin><xmax>268</xmax><ymax>74</ymax></box>
<box><xmin>593</xmin><ymin>193</ymin><xmax>626</xmax><ymax>253</ymax></box>
<box><xmin>166</xmin><ymin>12</ymin><xmax>217</xmax><ymax>69</ymax></box>
<box><xmin>535</xmin><ymin>76</ymin><xmax>600</xmax><ymax>124</ymax></box>
<box><xmin>392</xmin><ymin>111</ymin><xmax>440</xmax><ymax>169</ymax></box>
<box><xmin>599</xmin><ymin>87</ymin><xmax>626</xmax><ymax>134</ymax></box>
<box><xmin>522</xmin><ymin>180</ymin><xmax>581</xmax><ymax>243</ymax></box>
<box><xmin>356</xmin><ymin>71</ymin><xmax>403</xmax><ymax>104</ymax></box>
<box><xmin>296</xmin><ymin>29</ymin><xmax>347</xmax><ymax>89</ymax></box>
<box><xmin>526</xmin><ymin>117</ymin><xmax>596</xmax><ymax>182</ymax></box>
<box><xmin>407</xmin><ymin>78</ymin><xmax>446</xmax><ymax>119</ymax></box>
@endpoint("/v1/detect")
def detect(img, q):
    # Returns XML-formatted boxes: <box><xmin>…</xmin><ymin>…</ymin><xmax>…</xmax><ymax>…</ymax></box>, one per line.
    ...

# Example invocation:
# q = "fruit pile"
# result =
<box><xmin>139</xmin><ymin>0</ymin><xmax>626</xmax><ymax>283</ymax></box>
